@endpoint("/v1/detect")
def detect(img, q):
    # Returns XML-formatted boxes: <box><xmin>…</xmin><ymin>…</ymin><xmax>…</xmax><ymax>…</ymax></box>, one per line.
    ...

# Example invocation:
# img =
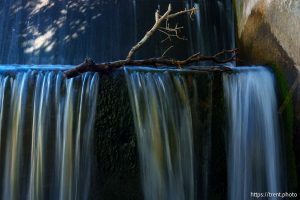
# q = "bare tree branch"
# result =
<box><xmin>159</xmin><ymin>24</ymin><xmax>186</xmax><ymax>42</ymax></box>
<box><xmin>64</xmin><ymin>4</ymin><xmax>238</xmax><ymax>79</ymax></box>
<box><xmin>64</xmin><ymin>50</ymin><xmax>237</xmax><ymax>78</ymax></box>
<box><xmin>126</xmin><ymin>4</ymin><xmax>196</xmax><ymax>60</ymax></box>
<box><xmin>126</xmin><ymin>4</ymin><xmax>172</xmax><ymax>60</ymax></box>
<box><xmin>161</xmin><ymin>7</ymin><xmax>197</xmax><ymax>20</ymax></box>
<box><xmin>161</xmin><ymin>45</ymin><xmax>174</xmax><ymax>57</ymax></box>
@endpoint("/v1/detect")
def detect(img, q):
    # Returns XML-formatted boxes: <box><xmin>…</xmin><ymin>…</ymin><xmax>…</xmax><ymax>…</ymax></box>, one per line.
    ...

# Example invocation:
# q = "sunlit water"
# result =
<box><xmin>125</xmin><ymin>68</ymin><xmax>195</xmax><ymax>200</ymax></box>
<box><xmin>223</xmin><ymin>67</ymin><xmax>285</xmax><ymax>200</ymax></box>
<box><xmin>0</xmin><ymin>65</ymin><xmax>99</xmax><ymax>200</ymax></box>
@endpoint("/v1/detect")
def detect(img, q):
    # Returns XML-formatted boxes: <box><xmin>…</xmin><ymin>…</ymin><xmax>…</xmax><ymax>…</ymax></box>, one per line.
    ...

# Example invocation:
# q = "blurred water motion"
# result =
<box><xmin>223</xmin><ymin>67</ymin><xmax>286</xmax><ymax>200</ymax></box>
<box><xmin>0</xmin><ymin>66</ymin><xmax>99</xmax><ymax>200</ymax></box>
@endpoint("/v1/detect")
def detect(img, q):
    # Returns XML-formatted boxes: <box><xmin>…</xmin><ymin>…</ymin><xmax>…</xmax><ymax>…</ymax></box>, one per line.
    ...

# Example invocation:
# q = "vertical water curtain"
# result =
<box><xmin>126</xmin><ymin>69</ymin><xmax>195</xmax><ymax>200</ymax></box>
<box><xmin>0</xmin><ymin>68</ymin><xmax>99</xmax><ymax>200</ymax></box>
<box><xmin>223</xmin><ymin>67</ymin><xmax>285</xmax><ymax>200</ymax></box>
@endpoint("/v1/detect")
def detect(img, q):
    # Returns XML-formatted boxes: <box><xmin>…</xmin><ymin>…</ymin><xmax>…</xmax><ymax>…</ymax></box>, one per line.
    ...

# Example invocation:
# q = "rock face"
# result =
<box><xmin>233</xmin><ymin>0</ymin><xmax>300</xmax><ymax>192</ymax></box>
<box><xmin>235</xmin><ymin>0</ymin><xmax>300</xmax><ymax>71</ymax></box>
<box><xmin>92</xmin><ymin>70</ymin><xmax>142</xmax><ymax>200</ymax></box>
<box><xmin>236</xmin><ymin>0</ymin><xmax>299</xmax><ymax>62</ymax></box>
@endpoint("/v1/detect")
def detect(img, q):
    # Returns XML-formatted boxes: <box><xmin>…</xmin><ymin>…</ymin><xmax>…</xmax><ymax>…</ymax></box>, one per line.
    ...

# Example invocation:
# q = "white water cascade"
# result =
<box><xmin>0</xmin><ymin>66</ymin><xmax>99</xmax><ymax>200</ymax></box>
<box><xmin>125</xmin><ymin>68</ymin><xmax>195</xmax><ymax>200</ymax></box>
<box><xmin>223</xmin><ymin>67</ymin><xmax>285</xmax><ymax>200</ymax></box>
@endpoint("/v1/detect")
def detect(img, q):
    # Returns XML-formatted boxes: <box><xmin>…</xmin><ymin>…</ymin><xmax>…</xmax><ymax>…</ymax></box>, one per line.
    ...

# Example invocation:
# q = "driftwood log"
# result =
<box><xmin>64</xmin><ymin>4</ymin><xmax>237</xmax><ymax>79</ymax></box>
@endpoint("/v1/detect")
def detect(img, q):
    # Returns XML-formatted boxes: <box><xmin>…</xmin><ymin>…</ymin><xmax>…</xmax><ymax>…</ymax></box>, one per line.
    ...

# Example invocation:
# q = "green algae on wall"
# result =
<box><xmin>272</xmin><ymin>64</ymin><xmax>298</xmax><ymax>192</ymax></box>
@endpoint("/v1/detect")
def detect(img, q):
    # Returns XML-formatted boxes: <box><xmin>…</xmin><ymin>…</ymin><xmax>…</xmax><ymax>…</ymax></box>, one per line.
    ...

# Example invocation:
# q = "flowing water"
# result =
<box><xmin>126</xmin><ymin>66</ymin><xmax>286</xmax><ymax>200</ymax></box>
<box><xmin>0</xmin><ymin>66</ymin><xmax>99</xmax><ymax>200</ymax></box>
<box><xmin>0</xmin><ymin>0</ymin><xmax>289</xmax><ymax>199</ymax></box>
<box><xmin>125</xmin><ymin>68</ymin><xmax>196</xmax><ymax>200</ymax></box>
<box><xmin>196</xmin><ymin>0</ymin><xmax>235</xmax><ymax>59</ymax></box>
<box><xmin>223</xmin><ymin>67</ymin><xmax>285</xmax><ymax>200</ymax></box>
<box><xmin>0</xmin><ymin>0</ymin><xmax>234</xmax><ymax>64</ymax></box>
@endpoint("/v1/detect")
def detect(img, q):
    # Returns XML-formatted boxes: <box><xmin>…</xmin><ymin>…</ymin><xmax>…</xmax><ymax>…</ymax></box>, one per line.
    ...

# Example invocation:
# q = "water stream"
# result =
<box><xmin>0</xmin><ymin>66</ymin><xmax>99</xmax><ymax>200</ymax></box>
<box><xmin>125</xmin><ymin>68</ymin><xmax>195</xmax><ymax>200</ymax></box>
<box><xmin>0</xmin><ymin>0</ymin><xmax>291</xmax><ymax>199</ymax></box>
<box><xmin>126</xmin><ymin>66</ymin><xmax>286</xmax><ymax>200</ymax></box>
<box><xmin>0</xmin><ymin>0</ymin><xmax>234</xmax><ymax>64</ymax></box>
<box><xmin>223</xmin><ymin>67</ymin><xmax>285</xmax><ymax>200</ymax></box>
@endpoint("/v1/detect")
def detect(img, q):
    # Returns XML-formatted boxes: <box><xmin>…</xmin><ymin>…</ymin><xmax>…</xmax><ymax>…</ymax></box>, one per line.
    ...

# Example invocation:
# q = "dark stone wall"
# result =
<box><xmin>91</xmin><ymin>70</ymin><xmax>142</xmax><ymax>200</ymax></box>
<box><xmin>190</xmin><ymin>71</ymin><xmax>228</xmax><ymax>200</ymax></box>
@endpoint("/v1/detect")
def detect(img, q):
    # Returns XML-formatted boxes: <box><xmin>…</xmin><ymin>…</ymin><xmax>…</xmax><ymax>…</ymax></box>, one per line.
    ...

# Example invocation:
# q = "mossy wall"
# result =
<box><xmin>91</xmin><ymin>70</ymin><xmax>142</xmax><ymax>200</ymax></box>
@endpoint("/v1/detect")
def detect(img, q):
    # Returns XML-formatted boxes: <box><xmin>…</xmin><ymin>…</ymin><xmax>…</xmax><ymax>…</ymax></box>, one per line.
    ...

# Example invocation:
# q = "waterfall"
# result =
<box><xmin>0</xmin><ymin>66</ymin><xmax>99</xmax><ymax>200</ymax></box>
<box><xmin>0</xmin><ymin>0</ymin><xmax>234</xmax><ymax>65</ymax></box>
<box><xmin>125</xmin><ymin>68</ymin><xmax>195</xmax><ymax>200</ymax></box>
<box><xmin>223</xmin><ymin>67</ymin><xmax>285</xmax><ymax>200</ymax></box>
<box><xmin>196</xmin><ymin>0</ymin><xmax>235</xmax><ymax>57</ymax></box>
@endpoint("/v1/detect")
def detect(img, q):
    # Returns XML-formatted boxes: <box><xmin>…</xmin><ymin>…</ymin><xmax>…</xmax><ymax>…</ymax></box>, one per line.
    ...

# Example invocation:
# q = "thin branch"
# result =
<box><xmin>163</xmin><ymin>7</ymin><xmax>197</xmax><ymax>20</ymax></box>
<box><xmin>161</xmin><ymin>46</ymin><xmax>174</xmax><ymax>57</ymax></box>
<box><xmin>159</xmin><ymin>24</ymin><xmax>186</xmax><ymax>41</ymax></box>
<box><xmin>159</xmin><ymin>29</ymin><xmax>186</xmax><ymax>42</ymax></box>
<box><xmin>126</xmin><ymin>4</ymin><xmax>196</xmax><ymax>60</ymax></box>
<box><xmin>64</xmin><ymin>4</ymin><xmax>237</xmax><ymax>79</ymax></box>
<box><xmin>214</xmin><ymin>48</ymin><xmax>238</xmax><ymax>57</ymax></box>
<box><xmin>126</xmin><ymin>4</ymin><xmax>172</xmax><ymax>60</ymax></box>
